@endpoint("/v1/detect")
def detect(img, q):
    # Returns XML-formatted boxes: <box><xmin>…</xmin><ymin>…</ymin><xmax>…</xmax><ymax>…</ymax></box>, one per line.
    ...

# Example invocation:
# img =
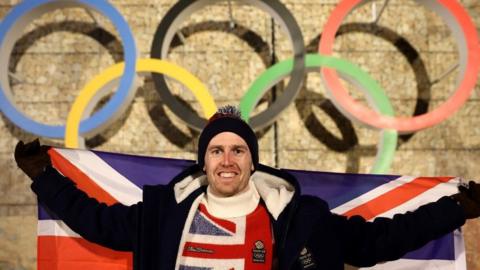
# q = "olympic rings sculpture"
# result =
<box><xmin>1</xmin><ymin>0</ymin><xmax>479</xmax><ymax>174</ymax></box>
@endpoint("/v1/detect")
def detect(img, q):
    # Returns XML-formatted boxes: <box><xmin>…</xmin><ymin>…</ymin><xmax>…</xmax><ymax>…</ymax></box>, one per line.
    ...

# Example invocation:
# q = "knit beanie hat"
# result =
<box><xmin>197</xmin><ymin>105</ymin><xmax>258</xmax><ymax>170</ymax></box>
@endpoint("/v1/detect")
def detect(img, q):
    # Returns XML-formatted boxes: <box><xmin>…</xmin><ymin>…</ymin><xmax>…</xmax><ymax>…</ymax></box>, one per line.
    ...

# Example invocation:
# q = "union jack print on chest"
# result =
<box><xmin>179</xmin><ymin>203</ymin><xmax>273</xmax><ymax>270</ymax></box>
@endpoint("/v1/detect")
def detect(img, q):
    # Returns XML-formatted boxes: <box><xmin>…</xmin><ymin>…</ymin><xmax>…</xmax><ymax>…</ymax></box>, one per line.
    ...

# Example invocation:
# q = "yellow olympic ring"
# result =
<box><xmin>65</xmin><ymin>58</ymin><xmax>217</xmax><ymax>148</ymax></box>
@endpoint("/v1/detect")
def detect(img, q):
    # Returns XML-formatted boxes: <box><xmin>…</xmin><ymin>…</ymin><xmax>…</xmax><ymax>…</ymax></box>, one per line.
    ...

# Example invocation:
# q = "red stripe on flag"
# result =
<box><xmin>48</xmin><ymin>149</ymin><xmax>118</xmax><ymax>205</ymax></box>
<box><xmin>38</xmin><ymin>236</ymin><xmax>132</xmax><ymax>270</ymax></box>
<box><xmin>342</xmin><ymin>177</ymin><xmax>453</xmax><ymax>220</ymax></box>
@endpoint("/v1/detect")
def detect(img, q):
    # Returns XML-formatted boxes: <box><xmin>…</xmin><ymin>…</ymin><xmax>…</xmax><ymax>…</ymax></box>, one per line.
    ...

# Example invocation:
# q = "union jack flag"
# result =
<box><xmin>37</xmin><ymin>148</ymin><xmax>466</xmax><ymax>270</ymax></box>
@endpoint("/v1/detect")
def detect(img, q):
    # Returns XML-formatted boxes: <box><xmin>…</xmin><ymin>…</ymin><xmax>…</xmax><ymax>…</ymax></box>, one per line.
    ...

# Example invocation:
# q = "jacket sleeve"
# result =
<box><xmin>31</xmin><ymin>166</ymin><xmax>141</xmax><ymax>251</ymax></box>
<box><xmin>332</xmin><ymin>196</ymin><xmax>466</xmax><ymax>267</ymax></box>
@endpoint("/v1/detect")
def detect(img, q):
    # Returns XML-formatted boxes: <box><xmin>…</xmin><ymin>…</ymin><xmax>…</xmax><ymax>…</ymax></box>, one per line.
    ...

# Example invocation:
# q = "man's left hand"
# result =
<box><xmin>451</xmin><ymin>181</ymin><xmax>480</xmax><ymax>219</ymax></box>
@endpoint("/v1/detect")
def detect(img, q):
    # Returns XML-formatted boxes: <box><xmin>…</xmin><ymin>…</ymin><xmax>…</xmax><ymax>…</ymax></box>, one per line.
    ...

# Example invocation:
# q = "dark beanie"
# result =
<box><xmin>197</xmin><ymin>106</ymin><xmax>258</xmax><ymax>170</ymax></box>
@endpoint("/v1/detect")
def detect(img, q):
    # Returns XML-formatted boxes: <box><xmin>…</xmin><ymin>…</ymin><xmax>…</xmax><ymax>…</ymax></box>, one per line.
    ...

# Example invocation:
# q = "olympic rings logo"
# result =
<box><xmin>1</xmin><ymin>0</ymin><xmax>479</xmax><ymax>174</ymax></box>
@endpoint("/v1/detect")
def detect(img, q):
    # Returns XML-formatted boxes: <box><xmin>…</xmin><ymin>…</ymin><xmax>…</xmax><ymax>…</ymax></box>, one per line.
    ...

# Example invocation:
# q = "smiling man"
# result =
<box><xmin>14</xmin><ymin>105</ymin><xmax>480</xmax><ymax>270</ymax></box>
<box><xmin>202</xmin><ymin>131</ymin><xmax>254</xmax><ymax>197</ymax></box>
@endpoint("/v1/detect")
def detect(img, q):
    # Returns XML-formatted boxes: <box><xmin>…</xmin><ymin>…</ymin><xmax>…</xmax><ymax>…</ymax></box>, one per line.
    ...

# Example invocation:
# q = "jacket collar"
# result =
<box><xmin>172</xmin><ymin>163</ymin><xmax>299</xmax><ymax>220</ymax></box>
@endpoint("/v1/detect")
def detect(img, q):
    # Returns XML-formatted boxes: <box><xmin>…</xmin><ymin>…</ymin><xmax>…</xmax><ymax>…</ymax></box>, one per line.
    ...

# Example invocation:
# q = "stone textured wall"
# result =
<box><xmin>1</xmin><ymin>0</ymin><xmax>479</xmax><ymax>269</ymax></box>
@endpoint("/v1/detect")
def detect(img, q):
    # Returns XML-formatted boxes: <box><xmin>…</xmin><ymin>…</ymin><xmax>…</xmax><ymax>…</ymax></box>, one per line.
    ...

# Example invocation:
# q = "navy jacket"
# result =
<box><xmin>32</xmin><ymin>163</ymin><xmax>466</xmax><ymax>270</ymax></box>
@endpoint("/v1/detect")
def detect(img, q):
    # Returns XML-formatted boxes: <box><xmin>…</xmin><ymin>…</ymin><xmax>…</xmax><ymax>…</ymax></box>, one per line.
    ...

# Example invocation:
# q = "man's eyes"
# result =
<box><xmin>233</xmin><ymin>148</ymin><xmax>245</xmax><ymax>154</ymax></box>
<box><xmin>211</xmin><ymin>149</ymin><xmax>222</xmax><ymax>155</ymax></box>
<box><xmin>209</xmin><ymin>148</ymin><xmax>246</xmax><ymax>155</ymax></box>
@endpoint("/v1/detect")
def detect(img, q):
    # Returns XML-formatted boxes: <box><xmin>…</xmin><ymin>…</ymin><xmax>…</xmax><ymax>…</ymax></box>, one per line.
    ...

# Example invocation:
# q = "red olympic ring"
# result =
<box><xmin>319</xmin><ymin>0</ymin><xmax>480</xmax><ymax>133</ymax></box>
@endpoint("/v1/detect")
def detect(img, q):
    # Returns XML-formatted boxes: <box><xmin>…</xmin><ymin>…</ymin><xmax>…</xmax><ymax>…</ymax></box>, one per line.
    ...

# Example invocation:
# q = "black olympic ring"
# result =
<box><xmin>151</xmin><ymin>0</ymin><xmax>305</xmax><ymax>131</ymax></box>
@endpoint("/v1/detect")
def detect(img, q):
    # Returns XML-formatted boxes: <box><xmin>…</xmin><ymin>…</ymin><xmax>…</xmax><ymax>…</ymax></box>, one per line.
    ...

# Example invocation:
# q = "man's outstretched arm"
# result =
<box><xmin>334</xmin><ymin>180</ymin><xmax>480</xmax><ymax>267</ymax></box>
<box><xmin>15</xmin><ymin>140</ymin><xmax>140</xmax><ymax>251</ymax></box>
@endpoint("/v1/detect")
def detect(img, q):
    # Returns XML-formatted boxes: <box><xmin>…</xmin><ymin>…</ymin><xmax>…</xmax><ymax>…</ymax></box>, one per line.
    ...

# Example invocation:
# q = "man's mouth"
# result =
<box><xmin>218</xmin><ymin>172</ymin><xmax>237</xmax><ymax>178</ymax></box>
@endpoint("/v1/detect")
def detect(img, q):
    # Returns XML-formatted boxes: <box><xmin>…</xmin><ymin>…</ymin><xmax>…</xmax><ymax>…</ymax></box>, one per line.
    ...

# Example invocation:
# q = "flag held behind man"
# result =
<box><xmin>36</xmin><ymin>148</ymin><xmax>465</xmax><ymax>270</ymax></box>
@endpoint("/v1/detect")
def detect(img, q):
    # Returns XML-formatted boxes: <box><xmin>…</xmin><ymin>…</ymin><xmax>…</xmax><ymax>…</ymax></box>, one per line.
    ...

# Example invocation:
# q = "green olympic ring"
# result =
<box><xmin>240</xmin><ymin>54</ymin><xmax>398</xmax><ymax>174</ymax></box>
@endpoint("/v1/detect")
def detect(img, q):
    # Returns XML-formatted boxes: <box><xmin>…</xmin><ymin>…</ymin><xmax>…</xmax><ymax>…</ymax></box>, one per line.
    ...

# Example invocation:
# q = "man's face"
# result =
<box><xmin>203</xmin><ymin>132</ymin><xmax>254</xmax><ymax>197</ymax></box>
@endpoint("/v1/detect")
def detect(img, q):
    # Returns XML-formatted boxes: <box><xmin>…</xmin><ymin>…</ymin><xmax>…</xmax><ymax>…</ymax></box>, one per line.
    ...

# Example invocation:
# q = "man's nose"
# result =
<box><xmin>221</xmin><ymin>151</ymin><xmax>232</xmax><ymax>165</ymax></box>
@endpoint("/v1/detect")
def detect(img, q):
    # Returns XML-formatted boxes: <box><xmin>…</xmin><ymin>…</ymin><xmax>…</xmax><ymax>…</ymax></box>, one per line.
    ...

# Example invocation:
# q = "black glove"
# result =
<box><xmin>14</xmin><ymin>139</ymin><xmax>51</xmax><ymax>179</ymax></box>
<box><xmin>451</xmin><ymin>181</ymin><xmax>480</xmax><ymax>219</ymax></box>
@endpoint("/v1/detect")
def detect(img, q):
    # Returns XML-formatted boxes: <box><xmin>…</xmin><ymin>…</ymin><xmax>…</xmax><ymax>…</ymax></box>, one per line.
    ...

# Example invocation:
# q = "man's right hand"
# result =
<box><xmin>14</xmin><ymin>139</ymin><xmax>51</xmax><ymax>180</ymax></box>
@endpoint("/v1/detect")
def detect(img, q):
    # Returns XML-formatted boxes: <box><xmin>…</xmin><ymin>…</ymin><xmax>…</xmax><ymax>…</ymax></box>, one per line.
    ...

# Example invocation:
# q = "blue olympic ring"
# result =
<box><xmin>0</xmin><ymin>0</ymin><xmax>137</xmax><ymax>138</ymax></box>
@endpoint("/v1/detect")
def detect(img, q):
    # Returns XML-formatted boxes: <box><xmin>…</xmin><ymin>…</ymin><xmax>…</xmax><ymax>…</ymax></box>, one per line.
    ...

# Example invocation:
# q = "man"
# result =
<box><xmin>14</xmin><ymin>105</ymin><xmax>480</xmax><ymax>270</ymax></box>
